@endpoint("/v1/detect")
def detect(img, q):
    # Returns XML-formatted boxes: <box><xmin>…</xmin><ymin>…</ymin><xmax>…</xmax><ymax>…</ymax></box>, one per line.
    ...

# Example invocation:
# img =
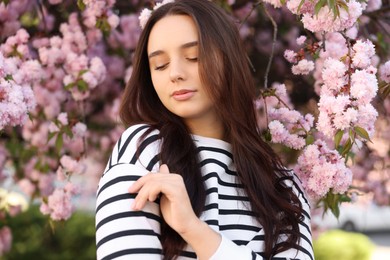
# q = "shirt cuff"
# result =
<box><xmin>209</xmin><ymin>235</ymin><xmax>250</xmax><ymax>260</ymax></box>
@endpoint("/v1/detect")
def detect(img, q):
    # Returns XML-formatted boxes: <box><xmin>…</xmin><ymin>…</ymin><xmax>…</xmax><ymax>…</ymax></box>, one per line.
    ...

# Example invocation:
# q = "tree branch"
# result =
<box><xmin>262</xmin><ymin>3</ymin><xmax>277</xmax><ymax>89</ymax></box>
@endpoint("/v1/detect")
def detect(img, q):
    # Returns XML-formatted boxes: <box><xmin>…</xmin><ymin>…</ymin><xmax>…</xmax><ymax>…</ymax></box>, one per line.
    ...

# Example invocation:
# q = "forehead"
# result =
<box><xmin>147</xmin><ymin>15</ymin><xmax>199</xmax><ymax>53</ymax></box>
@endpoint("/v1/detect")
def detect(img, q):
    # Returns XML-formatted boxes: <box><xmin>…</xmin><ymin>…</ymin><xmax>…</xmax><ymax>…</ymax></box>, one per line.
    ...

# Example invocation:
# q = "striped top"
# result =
<box><xmin>95</xmin><ymin>124</ymin><xmax>314</xmax><ymax>260</ymax></box>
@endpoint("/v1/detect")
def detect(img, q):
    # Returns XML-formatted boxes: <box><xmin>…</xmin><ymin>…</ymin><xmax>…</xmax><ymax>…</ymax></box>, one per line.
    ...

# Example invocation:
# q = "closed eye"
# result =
<box><xmin>187</xmin><ymin>57</ymin><xmax>198</xmax><ymax>62</ymax></box>
<box><xmin>155</xmin><ymin>63</ymin><xmax>169</xmax><ymax>71</ymax></box>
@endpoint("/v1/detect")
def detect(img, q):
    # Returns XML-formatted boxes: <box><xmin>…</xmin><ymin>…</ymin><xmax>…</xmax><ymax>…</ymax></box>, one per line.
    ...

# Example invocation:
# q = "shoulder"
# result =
<box><xmin>278</xmin><ymin>169</ymin><xmax>310</xmax><ymax>207</ymax></box>
<box><xmin>105</xmin><ymin>124</ymin><xmax>161</xmax><ymax>173</ymax></box>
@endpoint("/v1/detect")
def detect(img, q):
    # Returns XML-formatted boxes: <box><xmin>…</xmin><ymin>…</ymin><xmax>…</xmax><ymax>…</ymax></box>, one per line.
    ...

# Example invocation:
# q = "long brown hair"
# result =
<box><xmin>119</xmin><ymin>0</ymin><xmax>304</xmax><ymax>259</ymax></box>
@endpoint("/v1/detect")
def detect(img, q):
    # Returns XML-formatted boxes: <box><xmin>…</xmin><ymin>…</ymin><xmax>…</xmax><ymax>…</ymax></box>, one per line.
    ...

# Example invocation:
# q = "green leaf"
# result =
<box><xmin>63</xmin><ymin>125</ymin><xmax>74</xmax><ymax>138</ymax></box>
<box><xmin>64</xmin><ymin>82</ymin><xmax>75</xmax><ymax>90</ymax></box>
<box><xmin>76</xmin><ymin>79</ymin><xmax>88</xmax><ymax>92</ymax></box>
<box><xmin>334</xmin><ymin>129</ymin><xmax>344</xmax><ymax>148</ymax></box>
<box><xmin>20</xmin><ymin>12</ymin><xmax>40</xmax><ymax>27</ymax></box>
<box><xmin>339</xmin><ymin>194</ymin><xmax>352</xmax><ymax>203</ymax></box>
<box><xmin>314</xmin><ymin>0</ymin><xmax>327</xmax><ymax>15</ymax></box>
<box><xmin>77</xmin><ymin>0</ymin><xmax>86</xmax><ymax>11</ymax></box>
<box><xmin>78</xmin><ymin>69</ymin><xmax>88</xmax><ymax>76</ymax></box>
<box><xmin>341</xmin><ymin>137</ymin><xmax>352</xmax><ymax>156</ymax></box>
<box><xmin>330</xmin><ymin>202</ymin><xmax>340</xmax><ymax>218</ymax></box>
<box><xmin>264</xmin><ymin>129</ymin><xmax>272</xmax><ymax>142</ymax></box>
<box><xmin>5</xmin><ymin>74</ymin><xmax>13</xmax><ymax>81</ymax></box>
<box><xmin>297</xmin><ymin>0</ymin><xmax>306</xmax><ymax>13</ymax></box>
<box><xmin>305</xmin><ymin>134</ymin><xmax>315</xmax><ymax>145</ymax></box>
<box><xmin>48</xmin><ymin>132</ymin><xmax>57</xmax><ymax>142</ymax></box>
<box><xmin>96</xmin><ymin>17</ymin><xmax>111</xmax><ymax>36</ymax></box>
<box><xmin>354</xmin><ymin>126</ymin><xmax>372</xmax><ymax>142</ymax></box>
<box><xmin>55</xmin><ymin>133</ymin><xmax>64</xmax><ymax>154</ymax></box>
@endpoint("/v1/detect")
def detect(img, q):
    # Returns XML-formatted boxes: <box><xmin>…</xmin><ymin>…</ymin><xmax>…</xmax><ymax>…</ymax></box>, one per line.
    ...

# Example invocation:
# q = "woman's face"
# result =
<box><xmin>147</xmin><ymin>15</ymin><xmax>218</xmax><ymax>129</ymax></box>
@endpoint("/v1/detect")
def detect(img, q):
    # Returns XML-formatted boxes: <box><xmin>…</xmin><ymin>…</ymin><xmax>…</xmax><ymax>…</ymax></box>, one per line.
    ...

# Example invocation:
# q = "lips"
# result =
<box><xmin>172</xmin><ymin>89</ymin><xmax>196</xmax><ymax>101</ymax></box>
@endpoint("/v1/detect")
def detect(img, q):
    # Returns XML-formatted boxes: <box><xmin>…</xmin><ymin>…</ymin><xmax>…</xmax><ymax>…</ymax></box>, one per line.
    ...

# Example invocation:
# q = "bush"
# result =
<box><xmin>314</xmin><ymin>230</ymin><xmax>374</xmax><ymax>260</ymax></box>
<box><xmin>3</xmin><ymin>206</ymin><xmax>95</xmax><ymax>260</ymax></box>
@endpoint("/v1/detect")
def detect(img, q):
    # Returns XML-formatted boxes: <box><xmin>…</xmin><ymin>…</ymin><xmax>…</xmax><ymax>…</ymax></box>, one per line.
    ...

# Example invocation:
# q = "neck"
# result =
<box><xmin>185</xmin><ymin>117</ymin><xmax>225</xmax><ymax>141</ymax></box>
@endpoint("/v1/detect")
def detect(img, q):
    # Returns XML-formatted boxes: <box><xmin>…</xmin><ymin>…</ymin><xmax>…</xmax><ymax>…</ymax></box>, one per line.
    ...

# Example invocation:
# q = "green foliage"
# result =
<box><xmin>2</xmin><ymin>206</ymin><xmax>96</xmax><ymax>260</ymax></box>
<box><xmin>314</xmin><ymin>230</ymin><xmax>374</xmax><ymax>260</ymax></box>
<box><xmin>321</xmin><ymin>192</ymin><xmax>351</xmax><ymax>218</ymax></box>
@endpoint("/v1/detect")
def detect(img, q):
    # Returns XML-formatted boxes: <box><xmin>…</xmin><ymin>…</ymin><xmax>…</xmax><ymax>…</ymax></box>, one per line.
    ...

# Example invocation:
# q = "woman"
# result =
<box><xmin>95</xmin><ymin>0</ymin><xmax>313</xmax><ymax>259</ymax></box>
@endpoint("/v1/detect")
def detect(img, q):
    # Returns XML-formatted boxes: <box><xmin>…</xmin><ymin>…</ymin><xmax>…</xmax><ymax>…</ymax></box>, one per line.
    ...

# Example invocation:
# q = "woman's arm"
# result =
<box><xmin>131</xmin><ymin>167</ymin><xmax>313</xmax><ymax>260</ymax></box>
<box><xmin>95</xmin><ymin>124</ymin><xmax>163</xmax><ymax>260</ymax></box>
<box><xmin>95</xmin><ymin>163</ymin><xmax>163</xmax><ymax>260</ymax></box>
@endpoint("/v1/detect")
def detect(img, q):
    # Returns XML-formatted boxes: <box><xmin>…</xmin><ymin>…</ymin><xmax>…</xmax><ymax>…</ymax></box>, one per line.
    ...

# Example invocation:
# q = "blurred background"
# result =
<box><xmin>1</xmin><ymin>0</ymin><xmax>389</xmax><ymax>259</ymax></box>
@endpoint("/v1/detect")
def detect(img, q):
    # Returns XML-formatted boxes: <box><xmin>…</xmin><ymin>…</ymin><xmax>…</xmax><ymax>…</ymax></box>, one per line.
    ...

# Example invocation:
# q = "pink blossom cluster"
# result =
<box><xmin>268</xmin><ymin>108</ymin><xmax>314</xmax><ymax>150</ymax></box>
<box><xmin>82</xmin><ymin>0</ymin><xmax>119</xmax><ymax>31</ymax></box>
<box><xmin>36</xmin><ymin>13</ymin><xmax>107</xmax><ymax>102</ymax></box>
<box><xmin>0</xmin><ymin>0</ymin><xmax>31</xmax><ymax>39</ymax></box>
<box><xmin>17</xmin><ymin>158</ymin><xmax>56</xmax><ymax>197</ymax></box>
<box><xmin>316</xmin><ymin>39</ymin><xmax>378</xmax><ymax>139</ymax></box>
<box><xmin>379</xmin><ymin>60</ymin><xmax>390</xmax><ymax>83</ymax></box>
<box><xmin>108</xmin><ymin>14</ymin><xmax>141</xmax><ymax>51</ymax></box>
<box><xmin>294</xmin><ymin>140</ymin><xmax>353</xmax><ymax>200</ymax></box>
<box><xmin>365</xmin><ymin>0</ymin><xmax>382</xmax><ymax>12</ymax></box>
<box><xmin>40</xmin><ymin>183</ymin><xmax>79</xmax><ymax>221</ymax></box>
<box><xmin>0</xmin><ymin>35</ymin><xmax>41</xmax><ymax>130</ymax></box>
<box><xmin>139</xmin><ymin>0</ymin><xmax>175</xmax><ymax>29</ymax></box>
<box><xmin>0</xmin><ymin>226</ymin><xmax>12</xmax><ymax>256</ymax></box>
<box><xmin>57</xmin><ymin>155</ymin><xmax>86</xmax><ymax>180</ymax></box>
<box><xmin>286</xmin><ymin>0</ymin><xmax>364</xmax><ymax>33</ymax></box>
<box><xmin>284</xmin><ymin>36</ymin><xmax>315</xmax><ymax>75</ymax></box>
<box><xmin>261</xmin><ymin>84</ymin><xmax>314</xmax><ymax>149</ymax></box>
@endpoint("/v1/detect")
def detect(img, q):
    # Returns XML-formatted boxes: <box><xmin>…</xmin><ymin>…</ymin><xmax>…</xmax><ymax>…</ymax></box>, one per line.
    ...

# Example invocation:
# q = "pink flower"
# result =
<box><xmin>72</xmin><ymin>122</ymin><xmax>87</xmax><ymax>137</ymax></box>
<box><xmin>89</xmin><ymin>57</ymin><xmax>106</xmax><ymax>83</ymax></box>
<box><xmin>0</xmin><ymin>226</ymin><xmax>12</xmax><ymax>255</ymax></box>
<box><xmin>139</xmin><ymin>8</ymin><xmax>152</xmax><ymax>29</ymax></box>
<box><xmin>352</xmin><ymin>40</ymin><xmax>376</xmax><ymax>69</ymax></box>
<box><xmin>294</xmin><ymin>140</ymin><xmax>352</xmax><ymax>200</ymax></box>
<box><xmin>17</xmin><ymin>178</ymin><xmax>36</xmax><ymax>197</ymax></box>
<box><xmin>379</xmin><ymin>60</ymin><xmax>390</xmax><ymax>83</ymax></box>
<box><xmin>269</xmin><ymin>120</ymin><xmax>288</xmax><ymax>143</ymax></box>
<box><xmin>107</xmin><ymin>14</ymin><xmax>120</xmax><ymax>29</ymax></box>
<box><xmin>321</xmin><ymin>58</ymin><xmax>347</xmax><ymax>95</ymax></box>
<box><xmin>64</xmin><ymin>182</ymin><xmax>79</xmax><ymax>196</ymax></box>
<box><xmin>350</xmin><ymin>69</ymin><xmax>378</xmax><ymax>105</ymax></box>
<box><xmin>57</xmin><ymin>112</ymin><xmax>68</xmax><ymax>125</ymax></box>
<box><xmin>284</xmin><ymin>49</ymin><xmax>297</xmax><ymax>63</ymax></box>
<box><xmin>56</xmin><ymin>166</ymin><xmax>67</xmax><ymax>181</ymax></box>
<box><xmin>60</xmin><ymin>155</ymin><xmax>86</xmax><ymax>174</ymax></box>
<box><xmin>41</xmin><ymin>188</ymin><xmax>74</xmax><ymax>221</ymax></box>
<box><xmin>296</xmin><ymin>35</ymin><xmax>306</xmax><ymax>45</ymax></box>
<box><xmin>291</xmin><ymin>59</ymin><xmax>315</xmax><ymax>75</ymax></box>
<box><xmin>38</xmin><ymin>174</ymin><xmax>55</xmax><ymax>197</ymax></box>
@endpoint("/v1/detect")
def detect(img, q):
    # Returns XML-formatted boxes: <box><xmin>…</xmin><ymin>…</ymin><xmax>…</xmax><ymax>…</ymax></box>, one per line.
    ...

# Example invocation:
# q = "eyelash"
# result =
<box><xmin>154</xmin><ymin>57</ymin><xmax>198</xmax><ymax>71</ymax></box>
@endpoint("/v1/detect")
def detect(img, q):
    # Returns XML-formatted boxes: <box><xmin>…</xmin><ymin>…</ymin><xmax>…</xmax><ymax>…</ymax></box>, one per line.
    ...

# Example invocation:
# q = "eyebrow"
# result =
<box><xmin>148</xmin><ymin>41</ymin><xmax>198</xmax><ymax>59</ymax></box>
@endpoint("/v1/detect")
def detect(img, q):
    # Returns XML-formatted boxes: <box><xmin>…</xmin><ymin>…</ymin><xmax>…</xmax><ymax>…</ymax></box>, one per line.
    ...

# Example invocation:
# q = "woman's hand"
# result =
<box><xmin>128</xmin><ymin>164</ymin><xmax>222</xmax><ymax>259</ymax></box>
<box><xmin>128</xmin><ymin>164</ymin><xmax>199</xmax><ymax>235</ymax></box>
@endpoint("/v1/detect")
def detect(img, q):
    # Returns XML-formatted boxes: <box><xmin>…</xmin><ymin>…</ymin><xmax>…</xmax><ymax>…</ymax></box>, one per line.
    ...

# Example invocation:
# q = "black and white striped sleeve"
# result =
<box><xmin>95</xmin><ymin>124</ymin><xmax>163</xmax><ymax>260</ymax></box>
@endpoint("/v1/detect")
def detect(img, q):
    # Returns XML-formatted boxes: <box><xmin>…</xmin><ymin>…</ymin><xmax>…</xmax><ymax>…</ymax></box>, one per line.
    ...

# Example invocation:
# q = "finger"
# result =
<box><xmin>132</xmin><ymin>182</ymin><xmax>162</xmax><ymax>210</ymax></box>
<box><xmin>159</xmin><ymin>164</ymin><xmax>170</xmax><ymax>174</ymax></box>
<box><xmin>128</xmin><ymin>174</ymin><xmax>152</xmax><ymax>193</ymax></box>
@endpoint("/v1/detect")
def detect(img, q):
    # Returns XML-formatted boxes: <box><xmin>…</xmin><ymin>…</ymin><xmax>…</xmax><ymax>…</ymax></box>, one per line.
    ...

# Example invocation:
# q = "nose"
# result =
<box><xmin>169</xmin><ymin>58</ymin><xmax>186</xmax><ymax>82</ymax></box>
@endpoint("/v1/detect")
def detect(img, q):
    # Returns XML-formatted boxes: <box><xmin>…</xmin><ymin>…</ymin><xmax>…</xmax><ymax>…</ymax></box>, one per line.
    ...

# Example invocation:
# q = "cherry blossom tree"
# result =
<box><xmin>0</xmin><ymin>0</ymin><xmax>389</xmax><ymax>256</ymax></box>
